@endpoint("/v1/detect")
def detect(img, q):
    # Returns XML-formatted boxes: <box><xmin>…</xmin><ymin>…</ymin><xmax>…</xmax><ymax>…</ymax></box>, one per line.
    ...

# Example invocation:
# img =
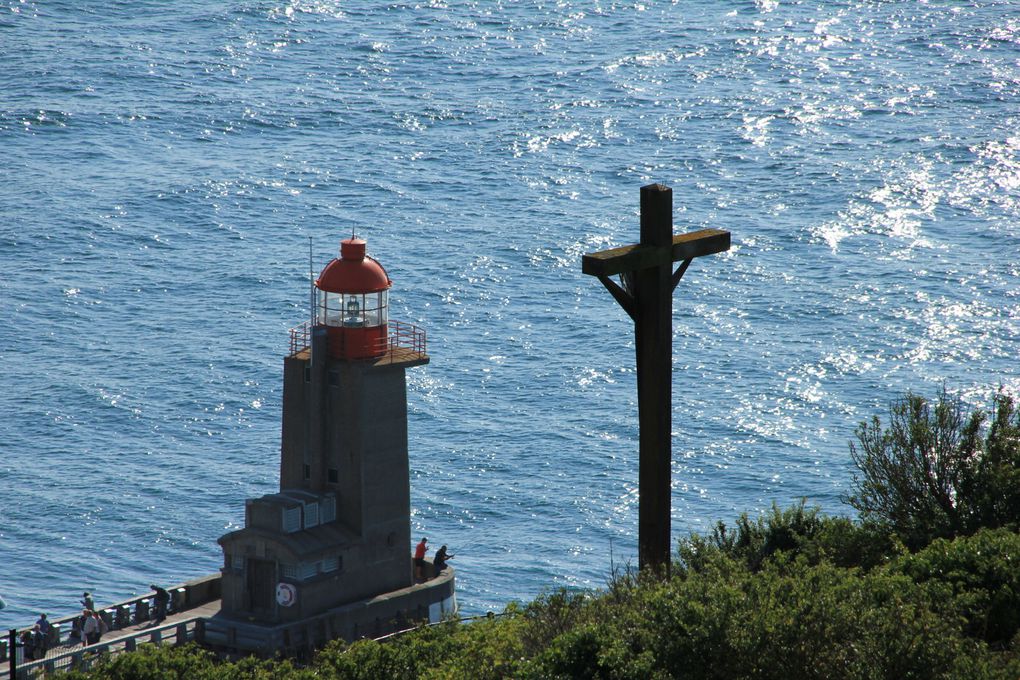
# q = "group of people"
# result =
<box><xmin>70</xmin><ymin>593</ymin><xmax>108</xmax><ymax>648</ymax></box>
<box><xmin>18</xmin><ymin>602</ymin><xmax>102</xmax><ymax>661</ymax></box>
<box><xmin>77</xmin><ymin>608</ymin><xmax>109</xmax><ymax>647</ymax></box>
<box><xmin>19</xmin><ymin>585</ymin><xmax>173</xmax><ymax>660</ymax></box>
<box><xmin>413</xmin><ymin>537</ymin><xmax>455</xmax><ymax>581</ymax></box>
<box><xmin>18</xmin><ymin>614</ymin><xmax>54</xmax><ymax>661</ymax></box>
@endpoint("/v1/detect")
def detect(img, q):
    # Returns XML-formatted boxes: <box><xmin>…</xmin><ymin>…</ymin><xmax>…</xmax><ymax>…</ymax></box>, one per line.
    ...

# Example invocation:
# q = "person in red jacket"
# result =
<box><xmin>414</xmin><ymin>537</ymin><xmax>428</xmax><ymax>581</ymax></box>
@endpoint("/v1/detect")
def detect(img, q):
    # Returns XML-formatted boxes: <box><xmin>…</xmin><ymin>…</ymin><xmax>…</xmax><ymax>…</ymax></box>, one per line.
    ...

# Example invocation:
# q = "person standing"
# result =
<box><xmin>151</xmin><ymin>584</ymin><xmax>170</xmax><ymax>622</ymax></box>
<box><xmin>35</xmin><ymin>613</ymin><xmax>53</xmax><ymax>650</ymax></box>
<box><xmin>20</xmin><ymin>630</ymin><xmax>36</xmax><ymax>661</ymax></box>
<box><xmin>81</xmin><ymin>610</ymin><xmax>100</xmax><ymax>647</ymax></box>
<box><xmin>413</xmin><ymin>537</ymin><xmax>428</xmax><ymax>581</ymax></box>
<box><xmin>30</xmin><ymin>623</ymin><xmax>47</xmax><ymax>658</ymax></box>
<box><xmin>81</xmin><ymin>592</ymin><xmax>94</xmax><ymax>612</ymax></box>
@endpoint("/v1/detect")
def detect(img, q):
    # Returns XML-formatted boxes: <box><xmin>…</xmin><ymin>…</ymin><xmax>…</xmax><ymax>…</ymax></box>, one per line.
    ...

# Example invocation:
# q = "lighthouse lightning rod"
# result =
<box><xmin>308</xmin><ymin>236</ymin><xmax>315</xmax><ymax>358</ymax></box>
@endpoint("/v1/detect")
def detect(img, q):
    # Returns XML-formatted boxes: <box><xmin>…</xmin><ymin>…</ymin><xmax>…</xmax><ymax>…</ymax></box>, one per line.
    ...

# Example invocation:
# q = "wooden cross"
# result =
<box><xmin>582</xmin><ymin>184</ymin><xmax>730</xmax><ymax>574</ymax></box>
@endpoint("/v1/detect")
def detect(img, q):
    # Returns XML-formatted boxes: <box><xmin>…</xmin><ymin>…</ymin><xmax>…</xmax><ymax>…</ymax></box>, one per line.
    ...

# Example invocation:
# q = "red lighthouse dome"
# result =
<box><xmin>315</xmin><ymin>238</ymin><xmax>391</xmax><ymax>360</ymax></box>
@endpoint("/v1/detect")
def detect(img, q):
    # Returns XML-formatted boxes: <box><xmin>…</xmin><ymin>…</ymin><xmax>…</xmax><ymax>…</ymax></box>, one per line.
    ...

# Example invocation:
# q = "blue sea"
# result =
<box><xmin>1</xmin><ymin>0</ymin><xmax>1018</xmax><ymax>628</ymax></box>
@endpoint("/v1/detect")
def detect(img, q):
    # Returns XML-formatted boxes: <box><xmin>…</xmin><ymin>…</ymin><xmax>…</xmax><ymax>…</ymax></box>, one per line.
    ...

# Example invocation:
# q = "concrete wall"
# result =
<box><xmin>280</xmin><ymin>356</ymin><xmax>411</xmax><ymax>536</ymax></box>
<box><xmin>277</xmin><ymin>354</ymin><xmax>413</xmax><ymax>597</ymax></box>
<box><xmin>241</xmin><ymin>335</ymin><xmax>418</xmax><ymax>625</ymax></box>
<box><xmin>202</xmin><ymin>566</ymin><xmax>456</xmax><ymax>656</ymax></box>
<box><xmin>325</xmin><ymin>361</ymin><xmax>411</xmax><ymax>594</ymax></box>
<box><xmin>280</xmin><ymin>355</ymin><xmax>311</xmax><ymax>490</ymax></box>
<box><xmin>219</xmin><ymin>535</ymin><xmax>416</xmax><ymax>625</ymax></box>
<box><xmin>183</xmin><ymin>573</ymin><xmax>222</xmax><ymax>607</ymax></box>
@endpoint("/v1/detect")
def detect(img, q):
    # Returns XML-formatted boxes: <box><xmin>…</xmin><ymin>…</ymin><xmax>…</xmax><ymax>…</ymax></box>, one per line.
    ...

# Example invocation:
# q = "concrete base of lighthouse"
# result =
<box><xmin>201</xmin><ymin>564</ymin><xmax>455</xmax><ymax>655</ymax></box>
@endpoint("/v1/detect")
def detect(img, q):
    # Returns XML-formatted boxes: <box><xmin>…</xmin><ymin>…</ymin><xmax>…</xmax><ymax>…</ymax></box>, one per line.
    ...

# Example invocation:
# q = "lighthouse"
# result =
<box><xmin>213</xmin><ymin>237</ymin><xmax>454</xmax><ymax>645</ymax></box>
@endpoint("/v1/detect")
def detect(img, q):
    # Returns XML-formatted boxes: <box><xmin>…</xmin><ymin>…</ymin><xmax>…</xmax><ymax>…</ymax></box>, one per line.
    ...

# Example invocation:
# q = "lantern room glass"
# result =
<box><xmin>320</xmin><ymin>290</ymin><xmax>388</xmax><ymax>328</ymax></box>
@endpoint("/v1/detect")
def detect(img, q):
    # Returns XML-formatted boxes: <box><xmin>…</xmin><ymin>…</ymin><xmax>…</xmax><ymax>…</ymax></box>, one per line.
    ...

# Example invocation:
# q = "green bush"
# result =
<box><xmin>963</xmin><ymin>392</ymin><xmax>1020</xmax><ymax>532</ymax></box>
<box><xmin>520</xmin><ymin>554</ymin><xmax>1014</xmax><ymax>680</ymax></box>
<box><xmin>843</xmin><ymin>387</ymin><xmax>1020</xmax><ymax>549</ymax></box>
<box><xmin>315</xmin><ymin>610</ymin><xmax>530</xmax><ymax>680</ymax></box>
<box><xmin>57</xmin><ymin>545</ymin><xmax>1020</xmax><ymax>680</ymax></box>
<box><xmin>889</xmin><ymin>528</ymin><xmax>1020</xmax><ymax>646</ymax></box>
<box><xmin>60</xmin><ymin>643</ymin><xmax>314</xmax><ymax>680</ymax></box>
<box><xmin>676</xmin><ymin>501</ymin><xmax>899</xmax><ymax>575</ymax></box>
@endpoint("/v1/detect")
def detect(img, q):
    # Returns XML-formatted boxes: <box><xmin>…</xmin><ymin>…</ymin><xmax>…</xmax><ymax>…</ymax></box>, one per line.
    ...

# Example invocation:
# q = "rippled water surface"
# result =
<box><xmin>1</xmin><ymin>0</ymin><xmax>1018</xmax><ymax>626</ymax></box>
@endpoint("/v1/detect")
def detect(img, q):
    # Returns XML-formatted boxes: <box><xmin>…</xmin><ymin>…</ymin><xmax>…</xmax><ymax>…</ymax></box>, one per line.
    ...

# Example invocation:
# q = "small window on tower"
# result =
<box><xmin>328</xmin><ymin>468</ymin><xmax>338</xmax><ymax>484</ymax></box>
<box><xmin>299</xmin><ymin>561</ymin><xmax>319</xmax><ymax>580</ymax></box>
<box><xmin>303</xmin><ymin>464</ymin><xmax>311</xmax><ymax>480</ymax></box>
<box><xmin>303</xmin><ymin>501</ymin><xmax>320</xmax><ymax>529</ymax></box>
<box><xmin>304</xmin><ymin>366</ymin><xmax>311</xmax><ymax>383</ymax></box>
<box><xmin>282</xmin><ymin>507</ymin><xmax>301</xmax><ymax>534</ymax></box>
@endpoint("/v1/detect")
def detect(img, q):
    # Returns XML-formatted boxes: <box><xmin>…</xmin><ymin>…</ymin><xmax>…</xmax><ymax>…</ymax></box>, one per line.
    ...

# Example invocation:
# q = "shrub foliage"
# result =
<box><xmin>843</xmin><ymin>386</ymin><xmax>1020</xmax><ymax>548</ymax></box>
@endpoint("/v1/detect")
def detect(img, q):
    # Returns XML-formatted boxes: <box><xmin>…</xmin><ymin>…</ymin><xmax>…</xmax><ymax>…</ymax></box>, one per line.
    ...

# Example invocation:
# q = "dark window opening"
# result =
<box><xmin>303</xmin><ymin>366</ymin><xmax>311</xmax><ymax>383</ymax></box>
<box><xmin>328</xmin><ymin>468</ymin><xmax>339</xmax><ymax>484</ymax></box>
<box><xmin>303</xmin><ymin>464</ymin><xmax>311</xmax><ymax>480</ymax></box>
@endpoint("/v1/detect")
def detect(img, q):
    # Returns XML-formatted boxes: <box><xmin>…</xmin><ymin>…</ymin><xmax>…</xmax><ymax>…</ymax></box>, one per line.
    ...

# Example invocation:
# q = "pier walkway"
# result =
<box><xmin>3</xmin><ymin>563</ymin><xmax>456</xmax><ymax>679</ymax></box>
<box><xmin>18</xmin><ymin>601</ymin><xmax>220</xmax><ymax>679</ymax></box>
<box><xmin>3</xmin><ymin>575</ymin><xmax>221</xmax><ymax>680</ymax></box>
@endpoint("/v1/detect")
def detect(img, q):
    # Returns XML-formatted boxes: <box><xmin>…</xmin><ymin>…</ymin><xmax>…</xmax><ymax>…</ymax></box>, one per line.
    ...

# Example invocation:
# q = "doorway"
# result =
<box><xmin>246</xmin><ymin>558</ymin><xmax>276</xmax><ymax>613</ymax></box>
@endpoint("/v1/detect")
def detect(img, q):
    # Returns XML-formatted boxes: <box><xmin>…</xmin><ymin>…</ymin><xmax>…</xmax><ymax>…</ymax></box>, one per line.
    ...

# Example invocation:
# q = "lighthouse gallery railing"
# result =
<box><xmin>288</xmin><ymin>320</ymin><xmax>426</xmax><ymax>360</ymax></box>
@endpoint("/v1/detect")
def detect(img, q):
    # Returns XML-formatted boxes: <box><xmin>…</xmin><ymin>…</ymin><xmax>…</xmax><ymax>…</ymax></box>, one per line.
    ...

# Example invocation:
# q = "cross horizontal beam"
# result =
<box><xmin>581</xmin><ymin>229</ymin><xmax>730</xmax><ymax>278</ymax></box>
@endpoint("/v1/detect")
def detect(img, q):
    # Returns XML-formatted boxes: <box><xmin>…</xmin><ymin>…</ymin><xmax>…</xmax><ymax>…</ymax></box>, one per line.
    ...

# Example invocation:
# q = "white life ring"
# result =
<box><xmin>275</xmin><ymin>583</ymin><xmax>297</xmax><ymax>607</ymax></box>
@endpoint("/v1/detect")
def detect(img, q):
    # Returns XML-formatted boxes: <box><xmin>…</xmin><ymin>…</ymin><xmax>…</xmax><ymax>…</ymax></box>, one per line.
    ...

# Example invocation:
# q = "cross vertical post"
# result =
<box><xmin>635</xmin><ymin>186</ymin><xmax>674</xmax><ymax>576</ymax></box>
<box><xmin>581</xmin><ymin>184</ymin><xmax>730</xmax><ymax>574</ymax></box>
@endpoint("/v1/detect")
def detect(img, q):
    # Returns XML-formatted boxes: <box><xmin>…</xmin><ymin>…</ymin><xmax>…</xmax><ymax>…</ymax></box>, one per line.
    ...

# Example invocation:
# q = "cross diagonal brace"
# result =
<box><xmin>597</xmin><ymin>274</ymin><xmax>635</xmax><ymax>321</ymax></box>
<box><xmin>671</xmin><ymin>259</ymin><xmax>692</xmax><ymax>292</ymax></box>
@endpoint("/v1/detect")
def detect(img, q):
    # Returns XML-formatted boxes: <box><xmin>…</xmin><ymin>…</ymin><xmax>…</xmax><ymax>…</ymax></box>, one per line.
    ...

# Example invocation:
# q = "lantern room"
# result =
<box><xmin>315</xmin><ymin>237</ymin><xmax>391</xmax><ymax>360</ymax></box>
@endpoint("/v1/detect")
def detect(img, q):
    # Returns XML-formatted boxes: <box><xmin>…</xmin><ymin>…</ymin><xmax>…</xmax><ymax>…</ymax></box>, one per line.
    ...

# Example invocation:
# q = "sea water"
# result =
<box><xmin>1</xmin><ymin>0</ymin><xmax>1018</xmax><ymax>627</ymax></box>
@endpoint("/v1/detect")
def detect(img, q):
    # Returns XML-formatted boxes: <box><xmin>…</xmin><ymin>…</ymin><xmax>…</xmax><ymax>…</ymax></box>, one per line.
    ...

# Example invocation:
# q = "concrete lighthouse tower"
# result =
<box><xmin>212</xmin><ymin>237</ymin><xmax>454</xmax><ymax>650</ymax></box>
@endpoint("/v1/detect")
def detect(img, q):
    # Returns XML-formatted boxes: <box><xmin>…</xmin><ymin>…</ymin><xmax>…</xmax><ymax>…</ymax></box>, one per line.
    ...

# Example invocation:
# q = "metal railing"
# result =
<box><xmin>7</xmin><ymin>618</ymin><xmax>204</xmax><ymax>679</ymax></box>
<box><xmin>288</xmin><ymin>320</ymin><xmax>427</xmax><ymax>360</ymax></box>
<box><xmin>388</xmin><ymin>320</ymin><xmax>427</xmax><ymax>357</ymax></box>
<box><xmin>4</xmin><ymin>588</ymin><xmax>185</xmax><ymax>661</ymax></box>
<box><xmin>289</xmin><ymin>320</ymin><xmax>311</xmax><ymax>355</ymax></box>
<box><xmin>4</xmin><ymin>575</ymin><xmax>220</xmax><ymax>680</ymax></box>
<box><xmin>370</xmin><ymin>610</ymin><xmax>507</xmax><ymax>645</ymax></box>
